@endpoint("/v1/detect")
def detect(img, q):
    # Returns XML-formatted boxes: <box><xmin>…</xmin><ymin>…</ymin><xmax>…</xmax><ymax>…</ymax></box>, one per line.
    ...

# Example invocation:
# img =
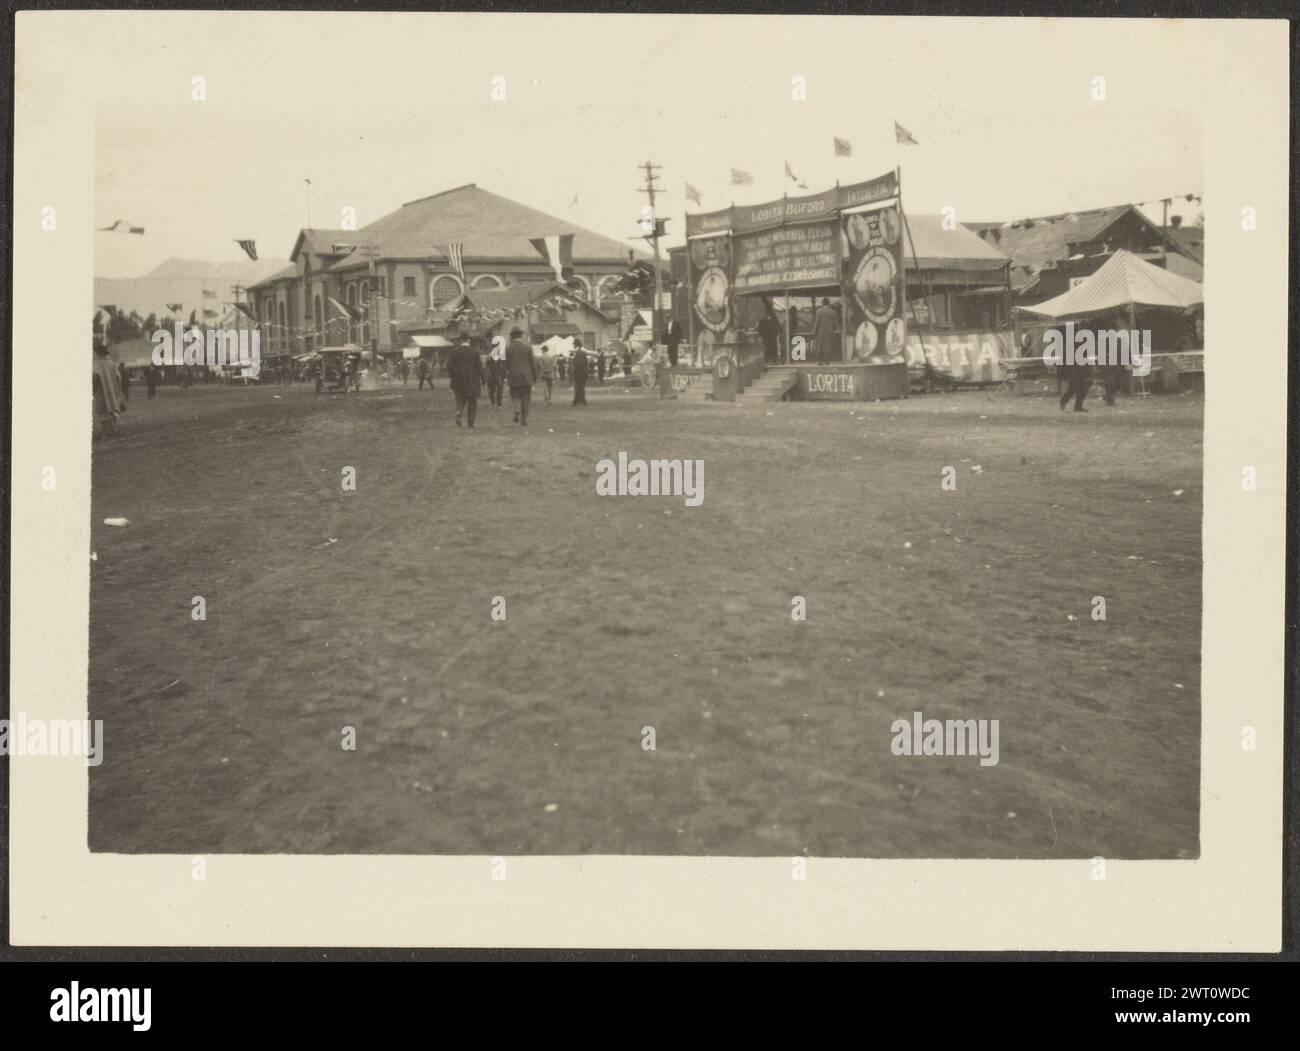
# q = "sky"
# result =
<box><xmin>93</xmin><ymin>13</ymin><xmax>1205</xmax><ymax>278</ymax></box>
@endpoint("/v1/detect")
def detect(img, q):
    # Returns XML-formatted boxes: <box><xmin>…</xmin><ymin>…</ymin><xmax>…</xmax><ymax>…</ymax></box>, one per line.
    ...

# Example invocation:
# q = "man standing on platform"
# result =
<box><xmin>758</xmin><ymin>300</ymin><xmax>780</xmax><ymax>364</ymax></box>
<box><xmin>505</xmin><ymin>327</ymin><xmax>537</xmax><ymax>426</ymax></box>
<box><xmin>665</xmin><ymin>317</ymin><xmax>682</xmax><ymax>368</ymax></box>
<box><xmin>814</xmin><ymin>298</ymin><xmax>839</xmax><ymax>365</ymax></box>
<box><xmin>448</xmin><ymin>334</ymin><xmax>483</xmax><ymax>428</ymax></box>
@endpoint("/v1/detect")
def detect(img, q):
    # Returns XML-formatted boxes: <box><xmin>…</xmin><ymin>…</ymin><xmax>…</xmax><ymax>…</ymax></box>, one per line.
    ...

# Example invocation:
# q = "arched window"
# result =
<box><xmin>470</xmin><ymin>274</ymin><xmax>503</xmax><ymax>289</ymax></box>
<box><xmin>430</xmin><ymin>274</ymin><xmax>464</xmax><ymax>308</ymax></box>
<box><xmin>570</xmin><ymin>275</ymin><xmax>592</xmax><ymax>300</ymax></box>
<box><xmin>595</xmin><ymin>274</ymin><xmax>621</xmax><ymax>305</ymax></box>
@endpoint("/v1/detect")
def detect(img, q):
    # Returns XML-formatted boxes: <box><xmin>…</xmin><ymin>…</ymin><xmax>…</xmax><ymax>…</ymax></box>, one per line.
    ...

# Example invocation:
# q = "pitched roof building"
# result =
<box><xmin>963</xmin><ymin>204</ymin><xmax>1202</xmax><ymax>304</ymax></box>
<box><xmin>248</xmin><ymin>184</ymin><xmax>650</xmax><ymax>358</ymax></box>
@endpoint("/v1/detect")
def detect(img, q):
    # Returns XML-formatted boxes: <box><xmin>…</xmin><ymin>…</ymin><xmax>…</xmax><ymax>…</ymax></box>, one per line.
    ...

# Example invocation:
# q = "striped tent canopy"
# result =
<box><xmin>1017</xmin><ymin>249</ymin><xmax>1203</xmax><ymax>320</ymax></box>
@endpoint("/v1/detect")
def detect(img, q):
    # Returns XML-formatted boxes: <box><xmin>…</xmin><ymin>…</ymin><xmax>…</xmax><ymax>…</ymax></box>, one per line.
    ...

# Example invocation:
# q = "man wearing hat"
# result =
<box><xmin>505</xmin><ymin>326</ymin><xmax>538</xmax><ymax>427</ymax></box>
<box><xmin>570</xmin><ymin>337</ymin><xmax>589</xmax><ymax>406</ymax></box>
<box><xmin>447</xmin><ymin>333</ymin><xmax>484</xmax><ymax>428</ymax></box>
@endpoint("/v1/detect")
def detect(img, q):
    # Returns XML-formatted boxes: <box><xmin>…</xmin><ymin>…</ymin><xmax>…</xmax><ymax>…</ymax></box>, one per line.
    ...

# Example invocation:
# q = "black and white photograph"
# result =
<box><xmin>5</xmin><ymin>8</ymin><xmax>1290</xmax><ymax>962</ymax></box>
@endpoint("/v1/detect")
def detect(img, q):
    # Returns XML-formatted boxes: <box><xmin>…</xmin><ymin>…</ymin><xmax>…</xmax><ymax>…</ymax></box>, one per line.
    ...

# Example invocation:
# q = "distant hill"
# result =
<box><xmin>94</xmin><ymin>257</ymin><xmax>291</xmax><ymax>321</ymax></box>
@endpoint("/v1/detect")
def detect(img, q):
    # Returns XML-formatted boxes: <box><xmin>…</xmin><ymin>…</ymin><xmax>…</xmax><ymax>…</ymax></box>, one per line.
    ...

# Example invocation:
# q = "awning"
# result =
<box><xmin>529</xmin><ymin>322</ymin><xmax>580</xmax><ymax>335</ymax></box>
<box><xmin>1016</xmin><ymin>249</ymin><xmax>1203</xmax><ymax>320</ymax></box>
<box><xmin>409</xmin><ymin>334</ymin><xmax>453</xmax><ymax>348</ymax></box>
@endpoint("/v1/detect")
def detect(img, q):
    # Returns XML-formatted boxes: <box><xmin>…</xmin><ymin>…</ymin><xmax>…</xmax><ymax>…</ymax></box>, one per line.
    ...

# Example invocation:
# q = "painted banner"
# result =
<box><xmin>903</xmin><ymin>330</ymin><xmax>1013</xmax><ymax>382</ymax></box>
<box><xmin>687</xmin><ymin>235</ymin><xmax>734</xmax><ymax>352</ymax></box>
<box><xmin>842</xmin><ymin>201</ymin><xmax>906</xmax><ymax>362</ymax></box>
<box><xmin>733</xmin><ymin>220</ymin><xmax>840</xmax><ymax>294</ymax></box>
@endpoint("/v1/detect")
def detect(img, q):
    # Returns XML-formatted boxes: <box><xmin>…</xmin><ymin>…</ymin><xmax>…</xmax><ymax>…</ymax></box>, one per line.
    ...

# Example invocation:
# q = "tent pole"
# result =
<box><xmin>899</xmin><ymin>201</ymin><xmax>931</xmax><ymax>391</ymax></box>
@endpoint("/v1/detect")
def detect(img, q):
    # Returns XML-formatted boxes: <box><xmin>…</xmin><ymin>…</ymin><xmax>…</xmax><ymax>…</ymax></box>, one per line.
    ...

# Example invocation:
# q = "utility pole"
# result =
<box><xmin>231</xmin><ymin>283</ymin><xmax>247</xmax><ymax>379</ymax></box>
<box><xmin>361</xmin><ymin>244</ymin><xmax>383</xmax><ymax>359</ymax></box>
<box><xmin>636</xmin><ymin>161</ymin><xmax>666</xmax><ymax>346</ymax></box>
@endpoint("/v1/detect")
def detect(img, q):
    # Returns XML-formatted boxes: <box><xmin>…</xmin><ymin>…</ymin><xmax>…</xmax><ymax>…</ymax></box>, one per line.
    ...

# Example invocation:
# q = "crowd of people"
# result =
<box><xmin>440</xmin><ymin>329</ymin><xmax>634</xmax><ymax>428</ymax></box>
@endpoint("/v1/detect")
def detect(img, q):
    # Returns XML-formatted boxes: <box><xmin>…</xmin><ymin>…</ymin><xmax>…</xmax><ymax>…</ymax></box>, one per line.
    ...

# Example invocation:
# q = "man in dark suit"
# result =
<box><xmin>447</xmin><ymin>334</ymin><xmax>484</xmax><ymax>427</ymax></box>
<box><xmin>571</xmin><ymin>338</ymin><xmax>589</xmax><ymax>406</ymax></box>
<box><xmin>813</xmin><ymin>298</ymin><xmax>839</xmax><ymax>364</ymax></box>
<box><xmin>665</xmin><ymin>318</ymin><xmax>682</xmax><ymax>367</ymax></box>
<box><xmin>505</xmin><ymin>326</ymin><xmax>537</xmax><ymax>426</ymax></box>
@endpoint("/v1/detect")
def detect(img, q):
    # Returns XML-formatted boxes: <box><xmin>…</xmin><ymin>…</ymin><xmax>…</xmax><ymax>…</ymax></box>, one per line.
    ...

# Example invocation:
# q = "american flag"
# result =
<box><xmin>445</xmin><ymin>243</ymin><xmax>466</xmax><ymax>283</ymax></box>
<box><xmin>235</xmin><ymin>239</ymin><xmax>258</xmax><ymax>260</ymax></box>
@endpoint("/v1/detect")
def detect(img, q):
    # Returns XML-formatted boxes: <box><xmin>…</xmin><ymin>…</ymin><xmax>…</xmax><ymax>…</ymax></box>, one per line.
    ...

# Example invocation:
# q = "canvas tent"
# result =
<box><xmin>1016</xmin><ymin>249</ymin><xmax>1202</xmax><ymax>320</ymax></box>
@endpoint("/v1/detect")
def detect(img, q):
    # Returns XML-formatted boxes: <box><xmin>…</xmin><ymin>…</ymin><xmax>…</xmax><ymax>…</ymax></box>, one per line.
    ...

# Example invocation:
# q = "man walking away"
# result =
<box><xmin>486</xmin><ymin>342</ymin><xmax>507</xmax><ymax>408</ymax></box>
<box><xmin>145</xmin><ymin>365</ymin><xmax>158</xmax><ymax>402</ymax></box>
<box><xmin>505</xmin><ymin>327</ymin><xmax>537</xmax><ymax>426</ymax></box>
<box><xmin>622</xmin><ymin>345</ymin><xmax>633</xmax><ymax>377</ymax></box>
<box><xmin>118</xmin><ymin>362</ymin><xmax>131</xmax><ymax>401</ymax></box>
<box><xmin>538</xmin><ymin>345</ymin><xmax>555</xmax><ymax>402</ymax></box>
<box><xmin>448</xmin><ymin>334</ymin><xmax>483</xmax><ymax>428</ymax></box>
<box><xmin>571</xmin><ymin>338</ymin><xmax>589</xmax><ymax>406</ymax></box>
<box><xmin>417</xmin><ymin>357</ymin><xmax>435</xmax><ymax>390</ymax></box>
<box><xmin>814</xmin><ymin>297</ymin><xmax>839</xmax><ymax>364</ymax></box>
<box><xmin>596</xmin><ymin>349</ymin><xmax>607</xmax><ymax>385</ymax></box>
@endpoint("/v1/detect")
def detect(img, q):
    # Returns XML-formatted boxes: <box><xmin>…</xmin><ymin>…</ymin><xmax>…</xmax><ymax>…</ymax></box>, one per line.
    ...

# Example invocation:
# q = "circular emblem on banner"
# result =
<box><xmin>880</xmin><ymin>206</ymin><xmax>901</xmax><ymax>246</ymax></box>
<box><xmin>854</xmin><ymin>247</ymin><xmax>897</xmax><ymax>324</ymax></box>
<box><xmin>845</xmin><ymin>213</ymin><xmax>872</xmax><ymax>251</ymax></box>
<box><xmin>694</xmin><ymin>267</ymin><xmax>732</xmax><ymax>333</ymax></box>
<box><xmin>854</xmin><ymin>320</ymin><xmax>878</xmax><ymax>358</ymax></box>
<box><xmin>689</xmin><ymin>241</ymin><xmax>710</xmax><ymax>271</ymax></box>
<box><xmin>884</xmin><ymin>316</ymin><xmax>907</xmax><ymax>358</ymax></box>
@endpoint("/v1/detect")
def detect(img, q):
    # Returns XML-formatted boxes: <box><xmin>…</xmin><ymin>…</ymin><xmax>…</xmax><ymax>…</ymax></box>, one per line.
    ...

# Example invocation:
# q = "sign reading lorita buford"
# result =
<box><xmin>682</xmin><ymin>170</ymin><xmax>903</xmax><ymax>352</ymax></box>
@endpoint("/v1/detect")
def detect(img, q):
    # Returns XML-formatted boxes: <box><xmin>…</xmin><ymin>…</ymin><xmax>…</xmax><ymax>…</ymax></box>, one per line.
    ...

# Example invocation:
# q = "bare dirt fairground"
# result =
<box><xmin>88</xmin><ymin>380</ymin><xmax>1201</xmax><ymax>858</ymax></box>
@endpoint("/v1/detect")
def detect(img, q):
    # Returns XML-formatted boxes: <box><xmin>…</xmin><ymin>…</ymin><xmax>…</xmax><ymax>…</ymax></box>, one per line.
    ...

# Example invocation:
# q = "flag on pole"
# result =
<box><xmin>730</xmin><ymin>169</ymin><xmax>753</xmax><ymax>185</ymax></box>
<box><xmin>444</xmin><ymin>243</ymin><xmax>466</xmax><ymax>283</ymax></box>
<box><xmin>166</xmin><ymin>303</ymin><xmax>182</xmax><ymax>314</ymax></box>
<box><xmin>328</xmin><ymin>297</ymin><xmax>359</xmax><ymax>320</ymax></box>
<box><xmin>203</xmin><ymin>308</ymin><xmax>218</xmax><ymax>319</ymax></box>
<box><xmin>894</xmin><ymin>121</ymin><xmax>918</xmax><ymax>145</ymax></box>
<box><xmin>833</xmin><ymin>136</ymin><xmax>853</xmax><ymax>157</ymax></box>
<box><xmin>98</xmin><ymin>220</ymin><xmax>145</xmax><ymax>234</ymax></box>
<box><xmin>202</xmin><ymin>289</ymin><xmax>217</xmax><ymax>298</ymax></box>
<box><xmin>684</xmin><ymin>183</ymin><xmax>702</xmax><ymax>206</ymax></box>
<box><xmin>784</xmin><ymin>160</ymin><xmax>799</xmax><ymax>183</ymax></box>
<box><xmin>529</xmin><ymin>234</ymin><xmax>574</xmax><ymax>284</ymax></box>
<box><xmin>235</xmin><ymin>239</ymin><xmax>258</xmax><ymax>260</ymax></box>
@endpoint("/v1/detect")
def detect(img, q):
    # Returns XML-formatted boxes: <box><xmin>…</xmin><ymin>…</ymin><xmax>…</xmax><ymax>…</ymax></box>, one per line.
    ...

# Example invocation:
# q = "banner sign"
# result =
<box><xmin>684</xmin><ymin>171</ymin><xmax>899</xmax><ymax>237</ymax></box>
<box><xmin>903</xmin><ymin>330</ymin><xmax>1014</xmax><ymax>382</ymax></box>
<box><xmin>842</xmin><ymin>201</ymin><xmax>906</xmax><ymax>362</ymax></box>
<box><xmin>733</xmin><ymin>220</ymin><xmax>840</xmax><ymax>294</ymax></box>
<box><xmin>687</xmin><ymin>234</ymin><xmax>734</xmax><ymax>337</ymax></box>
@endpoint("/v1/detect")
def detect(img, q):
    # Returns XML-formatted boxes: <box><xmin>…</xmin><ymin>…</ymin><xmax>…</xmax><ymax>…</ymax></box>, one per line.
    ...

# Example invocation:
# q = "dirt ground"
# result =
<box><xmin>87</xmin><ymin>378</ymin><xmax>1202</xmax><ymax>857</ymax></box>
